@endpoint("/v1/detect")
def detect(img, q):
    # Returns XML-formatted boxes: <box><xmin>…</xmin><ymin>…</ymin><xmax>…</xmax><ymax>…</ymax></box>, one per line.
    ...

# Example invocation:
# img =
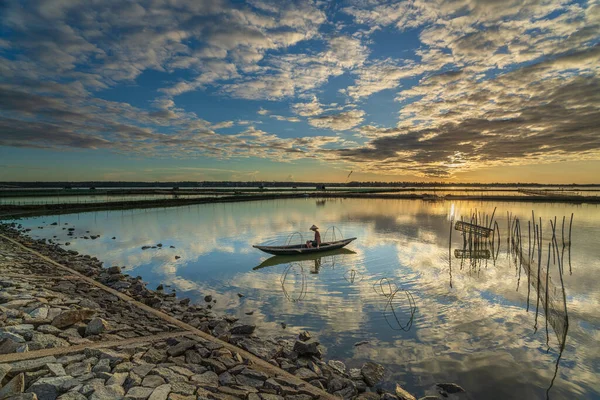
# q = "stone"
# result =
<box><xmin>142</xmin><ymin>348</ymin><xmax>167</xmax><ymax>364</ymax></box>
<box><xmin>51</xmin><ymin>310</ymin><xmax>95</xmax><ymax>329</ymax></box>
<box><xmin>86</xmin><ymin>348</ymin><xmax>129</xmax><ymax>365</ymax></box>
<box><xmin>327</xmin><ymin>360</ymin><xmax>346</xmax><ymax>375</ymax></box>
<box><xmin>190</xmin><ymin>372</ymin><xmax>218</xmax><ymax>388</ymax></box>
<box><xmin>28</xmin><ymin>333</ymin><xmax>69</xmax><ymax>351</ymax></box>
<box><xmin>126</xmin><ymin>386</ymin><xmax>154</xmax><ymax>400</ymax></box>
<box><xmin>166</xmin><ymin>341</ymin><xmax>195</xmax><ymax>357</ymax></box>
<box><xmin>435</xmin><ymin>383</ymin><xmax>465</xmax><ymax>394</ymax></box>
<box><xmin>29</xmin><ymin>307</ymin><xmax>49</xmax><ymax>320</ymax></box>
<box><xmin>142</xmin><ymin>375</ymin><xmax>166</xmax><ymax>388</ymax></box>
<box><xmin>0</xmin><ymin>338</ymin><xmax>21</xmax><ymax>354</ymax></box>
<box><xmin>114</xmin><ymin>363</ymin><xmax>136</xmax><ymax>374</ymax></box>
<box><xmin>89</xmin><ymin>384</ymin><xmax>125</xmax><ymax>400</ymax></box>
<box><xmin>381</xmin><ymin>394</ymin><xmax>399</xmax><ymax>400</ymax></box>
<box><xmin>217</xmin><ymin>386</ymin><xmax>248</xmax><ymax>398</ymax></box>
<box><xmin>26</xmin><ymin>376</ymin><xmax>74</xmax><ymax>400</ymax></box>
<box><xmin>293</xmin><ymin>368</ymin><xmax>317</xmax><ymax>380</ymax></box>
<box><xmin>106</xmin><ymin>372</ymin><xmax>128</xmax><ymax>386</ymax></box>
<box><xmin>199</xmin><ymin>359</ymin><xmax>227</xmax><ymax>374</ymax></box>
<box><xmin>9</xmin><ymin>357</ymin><xmax>57</xmax><ymax>373</ymax></box>
<box><xmin>64</xmin><ymin>361</ymin><xmax>91</xmax><ymax>377</ymax></box>
<box><xmin>92</xmin><ymin>359</ymin><xmax>111</xmax><ymax>373</ymax></box>
<box><xmin>0</xmin><ymin>364</ymin><xmax>11</xmax><ymax>382</ymax></box>
<box><xmin>1</xmin><ymin>325</ymin><xmax>34</xmax><ymax>336</ymax></box>
<box><xmin>0</xmin><ymin>332</ymin><xmax>26</xmax><ymax>344</ymax></box>
<box><xmin>230</xmin><ymin>324</ymin><xmax>256</xmax><ymax>335</ymax></box>
<box><xmin>204</xmin><ymin>296</ymin><xmax>212</xmax><ymax>303</ymax></box>
<box><xmin>46</xmin><ymin>363</ymin><xmax>67</xmax><ymax>377</ymax></box>
<box><xmin>238</xmin><ymin>339</ymin><xmax>280</xmax><ymax>361</ymax></box>
<box><xmin>361</xmin><ymin>362</ymin><xmax>385</xmax><ymax>387</ymax></box>
<box><xmin>395</xmin><ymin>384</ymin><xmax>417</xmax><ymax>400</ymax></box>
<box><xmin>259</xmin><ymin>394</ymin><xmax>283</xmax><ymax>400</ymax></box>
<box><xmin>298</xmin><ymin>332</ymin><xmax>311</xmax><ymax>342</ymax></box>
<box><xmin>57</xmin><ymin>393</ymin><xmax>87</xmax><ymax>400</ymax></box>
<box><xmin>169</xmin><ymin>382</ymin><xmax>195</xmax><ymax>396</ymax></box>
<box><xmin>149</xmin><ymin>368</ymin><xmax>187</xmax><ymax>383</ymax></box>
<box><xmin>0</xmin><ymin>373</ymin><xmax>25</xmax><ymax>399</ymax></box>
<box><xmin>235</xmin><ymin>375</ymin><xmax>263</xmax><ymax>388</ymax></box>
<box><xmin>4</xmin><ymin>394</ymin><xmax>39</xmax><ymax>400</ymax></box>
<box><xmin>292</xmin><ymin>340</ymin><xmax>322</xmax><ymax>357</ymax></box>
<box><xmin>218</xmin><ymin>372</ymin><xmax>236</xmax><ymax>386</ymax></box>
<box><xmin>356</xmin><ymin>393</ymin><xmax>380</xmax><ymax>400</ymax></box>
<box><xmin>85</xmin><ymin>319</ymin><xmax>110</xmax><ymax>337</ymax></box>
<box><xmin>132</xmin><ymin>364</ymin><xmax>155</xmax><ymax>378</ymax></box>
<box><xmin>148</xmin><ymin>384</ymin><xmax>171</xmax><ymax>400</ymax></box>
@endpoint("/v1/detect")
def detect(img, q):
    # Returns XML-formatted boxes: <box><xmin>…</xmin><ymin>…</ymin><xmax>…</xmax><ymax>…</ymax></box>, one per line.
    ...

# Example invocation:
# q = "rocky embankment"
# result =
<box><xmin>1</xmin><ymin>222</ymin><xmax>463</xmax><ymax>400</ymax></box>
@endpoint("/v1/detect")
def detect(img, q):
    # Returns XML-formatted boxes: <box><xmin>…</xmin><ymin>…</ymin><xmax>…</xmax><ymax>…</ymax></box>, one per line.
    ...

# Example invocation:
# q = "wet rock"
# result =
<box><xmin>230</xmin><ymin>324</ymin><xmax>256</xmax><ymax>335</ymax></box>
<box><xmin>204</xmin><ymin>295</ymin><xmax>212</xmax><ymax>303</ymax></box>
<box><xmin>361</xmin><ymin>362</ymin><xmax>385</xmax><ymax>387</ymax></box>
<box><xmin>51</xmin><ymin>309</ymin><xmax>95</xmax><ymax>329</ymax></box>
<box><xmin>298</xmin><ymin>332</ymin><xmax>311</xmax><ymax>342</ymax></box>
<box><xmin>292</xmin><ymin>340</ymin><xmax>322</xmax><ymax>358</ymax></box>
<box><xmin>244</xmin><ymin>311</ymin><xmax>254</xmax><ymax>315</ymax></box>
<box><xmin>107</xmin><ymin>266</ymin><xmax>121</xmax><ymax>274</ymax></box>
<box><xmin>0</xmin><ymin>373</ymin><xmax>25</xmax><ymax>399</ymax></box>
<box><xmin>395</xmin><ymin>384</ymin><xmax>417</xmax><ymax>400</ymax></box>
<box><xmin>174</xmin><ymin>257</ymin><xmax>180</xmax><ymax>260</ymax></box>
<box><xmin>436</xmin><ymin>383</ymin><xmax>465</xmax><ymax>394</ymax></box>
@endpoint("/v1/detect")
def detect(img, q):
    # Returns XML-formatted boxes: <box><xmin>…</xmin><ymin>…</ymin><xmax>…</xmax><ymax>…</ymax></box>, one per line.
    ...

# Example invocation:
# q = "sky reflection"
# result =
<box><xmin>11</xmin><ymin>198</ymin><xmax>600</xmax><ymax>399</ymax></box>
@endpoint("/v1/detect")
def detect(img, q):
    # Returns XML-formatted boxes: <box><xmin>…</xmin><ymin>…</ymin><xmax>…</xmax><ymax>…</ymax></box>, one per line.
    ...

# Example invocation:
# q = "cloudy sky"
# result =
<box><xmin>0</xmin><ymin>0</ymin><xmax>599</xmax><ymax>182</ymax></box>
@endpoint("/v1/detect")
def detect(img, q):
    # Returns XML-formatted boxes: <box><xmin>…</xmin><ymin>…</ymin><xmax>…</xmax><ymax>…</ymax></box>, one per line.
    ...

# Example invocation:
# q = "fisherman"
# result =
<box><xmin>306</xmin><ymin>224</ymin><xmax>321</xmax><ymax>248</ymax></box>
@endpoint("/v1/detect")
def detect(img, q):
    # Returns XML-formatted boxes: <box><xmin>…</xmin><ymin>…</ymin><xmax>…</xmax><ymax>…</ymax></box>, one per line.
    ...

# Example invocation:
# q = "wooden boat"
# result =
<box><xmin>253</xmin><ymin>248</ymin><xmax>356</xmax><ymax>270</ymax></box>
<box><xmin>253</xmin><ymin>237</ymin><xmax>356</xmax><ymax>256</ymax></box>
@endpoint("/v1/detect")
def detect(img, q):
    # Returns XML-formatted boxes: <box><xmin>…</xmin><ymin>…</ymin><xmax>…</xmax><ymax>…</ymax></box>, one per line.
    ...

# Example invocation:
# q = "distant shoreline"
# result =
<box><xmin>1</xmin><ymin>191</ymin><xmax>598</xmax><ymax>219</ymax></box>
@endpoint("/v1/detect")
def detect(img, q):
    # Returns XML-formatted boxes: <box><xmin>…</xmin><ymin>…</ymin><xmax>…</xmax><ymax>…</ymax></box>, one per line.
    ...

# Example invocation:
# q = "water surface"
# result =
<box><xmin>10</xmin><ymin>198</ymin><xmax>600</xmax><ymax>399</ymax></box>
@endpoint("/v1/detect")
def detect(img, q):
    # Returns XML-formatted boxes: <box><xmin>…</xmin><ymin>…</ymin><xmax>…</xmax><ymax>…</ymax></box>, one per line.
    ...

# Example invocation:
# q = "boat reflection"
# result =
<box><xmin>253</xmin><ymin>247</ymin><xmax>356</xmax><ymax>270</ymax></box>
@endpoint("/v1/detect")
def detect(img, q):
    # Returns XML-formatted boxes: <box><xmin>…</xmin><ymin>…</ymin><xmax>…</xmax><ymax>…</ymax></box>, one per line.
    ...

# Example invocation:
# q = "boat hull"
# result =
<box><xmin>253</xmin><ymin>238</ymin><xmax>356</xmax><ymax>256</ymax></box>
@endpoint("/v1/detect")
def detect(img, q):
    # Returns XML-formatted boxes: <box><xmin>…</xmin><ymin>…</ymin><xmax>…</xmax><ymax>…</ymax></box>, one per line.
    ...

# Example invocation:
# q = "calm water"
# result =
<box><xmin>8</xmin><ymin>198</ymin><xmax>600</xmax><ymax>399</ymax></box>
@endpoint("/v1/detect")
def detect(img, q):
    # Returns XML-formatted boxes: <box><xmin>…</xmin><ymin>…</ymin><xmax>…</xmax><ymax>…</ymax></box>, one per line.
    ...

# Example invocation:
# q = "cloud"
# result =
<box><xmin>291</xmin><ymin>96</ymin><xmax>325</xmax><ymax>117</ymax></box>
<box><xmin>308</xmin><ymin>110</ymin><xmax>366</xmax><ymax>131</ymax></box>
<box><xmin>270</xmin><ymin>115</ymin><xmax>301</xmax><ymax>122</ymax></box>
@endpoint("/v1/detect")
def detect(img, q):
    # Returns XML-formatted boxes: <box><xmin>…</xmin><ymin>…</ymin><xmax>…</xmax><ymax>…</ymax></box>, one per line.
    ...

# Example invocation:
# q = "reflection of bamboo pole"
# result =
<box><xmin>448</xmin><ymin>217</ymin><xmax>453</xmax><ymax>288</ymax></box>
<box><xmin>545</xmin><ymin>242</ymin><xmax>551</xmax><ymax>348</ymax></box>
<box><xmin>527</xmin><ymin>221</ymin><xmax>531</xmax><ymax>312</ymax></box>
<box><xmin>534</xmin><ymin>224</ymin><xmax>541</xmax><ymax>332</ymax></box>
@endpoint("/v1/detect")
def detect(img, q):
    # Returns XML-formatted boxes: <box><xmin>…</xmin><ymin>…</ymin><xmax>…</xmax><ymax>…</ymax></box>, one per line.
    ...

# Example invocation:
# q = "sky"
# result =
<box><xmin>0</xmin><ymin>0</ymin><xmax>599</xmax><ymax>183</ymax></box>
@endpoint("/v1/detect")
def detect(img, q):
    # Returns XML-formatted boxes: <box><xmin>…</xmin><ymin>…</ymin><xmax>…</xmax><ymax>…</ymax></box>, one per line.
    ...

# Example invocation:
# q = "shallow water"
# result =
<box><xmin>9</xmin><ymin>198</ymin><xmax>600</xmax><ymax>399</ymax></box>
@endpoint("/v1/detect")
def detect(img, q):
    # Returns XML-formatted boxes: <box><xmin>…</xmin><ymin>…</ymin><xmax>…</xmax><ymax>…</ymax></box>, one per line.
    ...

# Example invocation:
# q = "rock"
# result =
<box><xmin>190</xmin><ymin>372</ymin><xmax>218</xmax><ymax>388</ymax></box>
<box><xmin>4</xmin><ymin>394</ymin><xmax>39</xmax><ymax>400</ymax></box>
<box><xmin>356</xmin><ymin>393</ymin><xmax>380</xmax><ymax>400</ymax></box>
<box><xmin>132</xmin><ymin>364</ymin><xmax>156</xmax><ymax>378</ymax></box>
<box><xmin>293</xmin><ymin>368</ymin><xmax>317</xmax><ymax>380</ymax></box>
<box><xmin>361</xmin><ymin>362</ymin><xmax>385</xmax><ymax>387</ymax></box>
<box><xmin>64</xmin><ymin>361</ymin><xmax>91</xmax><ymax>378</ymax></box>
<box><xmin>199</xmin><ymin>359</ymin><xmax>227</xmax><ymax>374</ymax></box>
<box><xmin>142</xmin><ymin>348</ymin><xmax>167</xmax><ymax>364</ymax></box>
<box><xmin>395</xmin><ymin>384</ymin><xmax>417</xmax><ymax>400</ymax></box>
<box><xmin>142</xmin><ymin>375</ymin><xmax>166</xmax><ymax>388</ymax></box>
<box><xmin>327</xmin><ymin>360</ymin><xmax>346</xmax><ymax>374</ymax></box>
<box><xmin>85</xmin><ymin>348</ymin><xmax>129</xmax><ymax>365</ymax></box>
<box><xmin>29</xmin><ymin>333</ymin><xmax>69</xmax><ymax>350</ymax></box>
<box><xmin>381</xmin><ymin>393</ymin><xmax>399</xmax><ymax>400</ymax></box>
<box><xmin>174</xmin><ymin>257</ymin><xmax>180</xmax><ymax>260</ymax></box>
<box><xmin>92</xmin><ymin>359</ymin><xmax>111</xmax><ymax>373</ymax></box>
<box><xmin>349</xmin><ymin>368</ymin><xmax>362</xmax><ymax>380</ymax></box>
<box><xmin>84</xmin><ymin>318</ymin><xmax>109</xmax><ymax>337</ymax></box>
<box><xmin>9</xmin><ymin>357</ymin><xmax>57</xmax><ymax>373</ymax></box>
<box><xmin>0</xmin><ymin>373</ymin><xmax>25</xmax><ymax>399</ymax></box>
<box><xmin>57</xmin><ymin>393</ymin><xmax>87</xmax><ymax>400</ymax></box>
<box><xmin>51</xmin><ymin>310</ymin><xmax>95</xmax><ymax>329</ymax></box>
<box><xmin>89</xmin><ymin>384</ymin><xmax>125</xmax><ymax>400</ymax></box>
<box><xmin>166</xmin><ymin>341</ymin><xmax>195</xmax><ymax>357</ymax></box>
<box><xmin>148</xmin><ymin>368</ymin><xmax>186</xmax><ymax>383</ymax></box>
<box><xmin>298</xmin><ymin>331</ymin><xmax>311</xmax><ymax>342</ymax></box>
<box><xmin>292</xmin><ymin>340</ymin><xmax>322</xmax><ymax>357</ymax></box>
<box><xmin>354</xmin><ymin>341</ymin><xmax>369</xmax><ymax>347</ymax></box>
<box><xmin>238</xmin><ymin>338</ymin><xmax>280</xmax><ymax>361</ymax></box>
<box><xmin>46</xmin><ymin>363</ymin><xmax>67</xmax><ymax>377</ymax></box>
<box><xmin>29</xmin><ymin>307</ymin><xmax>49</xmax><ymax>320</ymax></box>
<box><xmin>204</xmin><ymin>295</ymin><xmax>212</xmax><ymax>303</ymax></box>
<box><xmin>156</xmin><ymin>285</ymin><xmax>164</xmax><ymax>291</ymax></box>
<box><xmin>230</xmin><ymin>324</ymin><xmax>256</xmax><ymax>335</ymax></box>
<box><xmin>0</xmin><ymin>338</ymin><xmax>22</xmax><ymax>354</ymax></box>
<box><xmin>106</xmin><ymin>372</ymin><xmax>128</xmax><ymax>386</ymax></box>
<box><xmin>142</xmin><ymin>246</ymin><xmax>151</xmax><ymax>250</ymax></box>
<box><xmin>126</xmin><ymin>386</ymin><xmax>154</xmax><ymax>400</ymax></box>
<box><xmin>1</xmin><ymin>325</ymin><xmax>34</xmax><ymax>335</ymax></box>
<box><xmin>168</xmin><ymin>382</ymin><xmax>195</xmax><ymax>396</ymax></box>
<box><xmin>148</xmin><ymin>384</ymin><xmax>171</xmax><ymax>400</ymax></box>
<box><xmin>0</xmin><ymin>364</ymin><xmax>11</xmax><ymax>382</ymax></box>
<box><xmin>436</xmin><ymin>383</ymin><xmax>465</xmax><ymax>394</ymax></box>
<box><xmin>26</xmin><ymin>376</ymin><xmax>74</xmax><ymax>400</ymax></box>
